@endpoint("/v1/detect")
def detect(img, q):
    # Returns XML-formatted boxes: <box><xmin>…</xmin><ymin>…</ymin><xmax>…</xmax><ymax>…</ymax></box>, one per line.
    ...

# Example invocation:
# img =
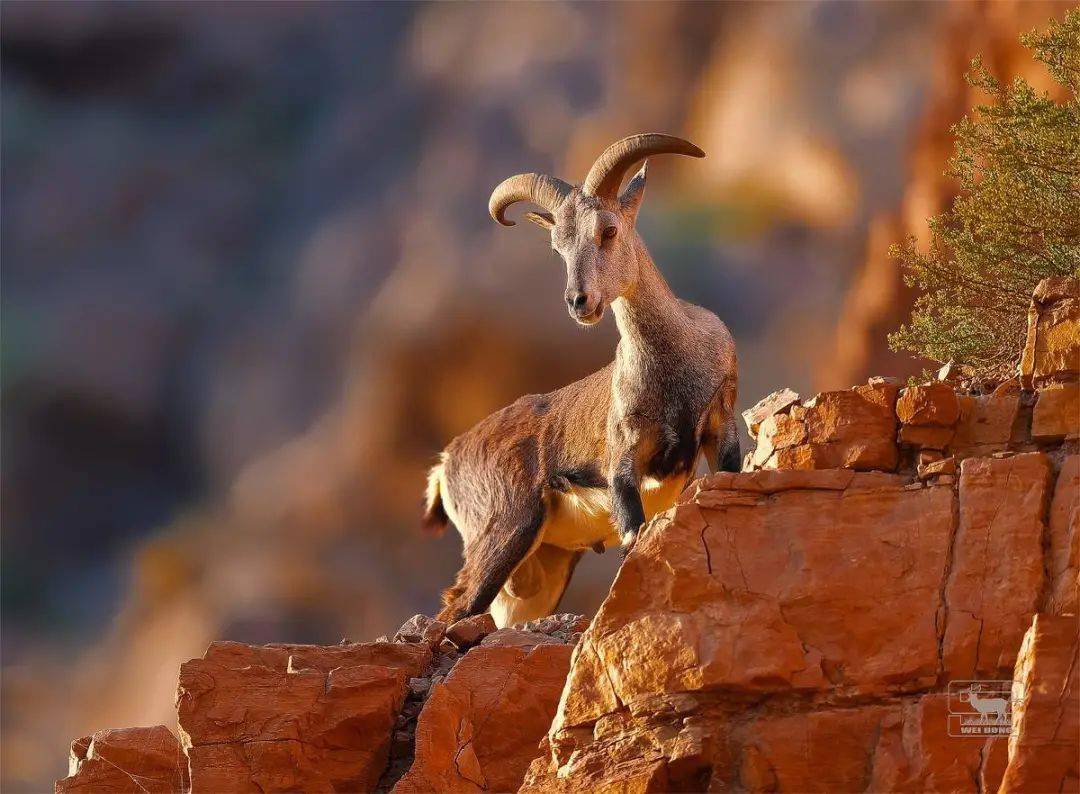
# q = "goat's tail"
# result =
<box><xmin>421</xmin><ymin>454</ymin><xmax>451</xmax><ymax>535</ymax></box>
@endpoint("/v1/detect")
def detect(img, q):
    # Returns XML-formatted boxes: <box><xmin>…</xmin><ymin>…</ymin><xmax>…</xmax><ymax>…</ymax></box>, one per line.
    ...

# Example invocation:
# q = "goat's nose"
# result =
<box><xmin>567</xmin><ymin>292</ymin><xmax>589</xmax><ymax>311</ymax></box>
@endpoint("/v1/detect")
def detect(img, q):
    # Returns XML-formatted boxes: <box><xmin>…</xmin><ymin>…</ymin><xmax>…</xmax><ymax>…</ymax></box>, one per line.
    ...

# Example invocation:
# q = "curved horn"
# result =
<box><xmin>488</xmin><ymin>173</ymin><xmax>573</xmax><ymax>226</ymax></box>
<box><xmin>582</xmin><ymin>133</ymin><xmax>704</xmax><ymax>200</ymax></box>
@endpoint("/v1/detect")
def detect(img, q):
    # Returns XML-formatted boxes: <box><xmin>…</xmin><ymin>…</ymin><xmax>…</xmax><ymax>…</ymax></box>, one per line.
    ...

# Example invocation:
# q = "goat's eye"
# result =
<box><xmin>602</xmin><ymin>226</ymin><xmax>617</xmax><ymax>241</ymax></box>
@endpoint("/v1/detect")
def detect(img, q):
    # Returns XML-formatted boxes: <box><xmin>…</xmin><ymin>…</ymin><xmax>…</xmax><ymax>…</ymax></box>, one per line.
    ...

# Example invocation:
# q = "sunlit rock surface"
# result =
<box><xmin>55</xmin><ymin>280</ymin><xmax>1078</xmax><ymax>792</ymax></box>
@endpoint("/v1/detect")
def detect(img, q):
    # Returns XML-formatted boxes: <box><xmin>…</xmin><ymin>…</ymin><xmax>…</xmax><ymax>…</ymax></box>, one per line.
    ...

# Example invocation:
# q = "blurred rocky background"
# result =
<box><xmin>0</xmin><ymin>1</ymin><xmax>1067</xmax><ymax>789</ymax></box>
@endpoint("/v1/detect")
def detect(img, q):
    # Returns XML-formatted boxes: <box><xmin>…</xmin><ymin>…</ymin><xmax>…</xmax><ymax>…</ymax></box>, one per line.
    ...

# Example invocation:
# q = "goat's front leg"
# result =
<box><xmin>611</xmin><ymin>451</ymin><xmax>647</xmax><ymax>554</ymax></box>
<box><xmin>718</xmin><ymin>412</ymin><xmax>741</xmax><ymax>473</ymax></box>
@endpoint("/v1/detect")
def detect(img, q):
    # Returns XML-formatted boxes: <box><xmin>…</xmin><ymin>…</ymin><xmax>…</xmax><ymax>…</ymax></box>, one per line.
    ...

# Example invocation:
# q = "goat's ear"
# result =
<box><xmin>525</xmin><ymin>211</ymin><xmax>556</xmax><ymax>230</ymax></box>
<box><xmin>620</xmin><ymin>160</ymin><xmax>647</xmax><ymax>224</ymax></box>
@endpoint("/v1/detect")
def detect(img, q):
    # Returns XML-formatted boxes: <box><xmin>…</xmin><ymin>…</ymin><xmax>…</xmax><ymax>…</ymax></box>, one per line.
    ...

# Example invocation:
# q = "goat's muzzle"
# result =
<box><xmin>567</xmin><ymin>292</ymin><xmax>604</xmax><ymax>325</ymax></box>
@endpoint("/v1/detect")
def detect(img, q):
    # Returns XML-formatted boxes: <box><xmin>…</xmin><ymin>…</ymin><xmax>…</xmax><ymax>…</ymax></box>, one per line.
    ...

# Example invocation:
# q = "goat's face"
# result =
<box><xmin>550</xmin><ymin>185</ymin><xmax>643</xmax><ymax>326</ymax></box>
<box><xmin>488</xmin><ymin>134</ymin><xmax>704</xmax><ymax>325</ymax></box>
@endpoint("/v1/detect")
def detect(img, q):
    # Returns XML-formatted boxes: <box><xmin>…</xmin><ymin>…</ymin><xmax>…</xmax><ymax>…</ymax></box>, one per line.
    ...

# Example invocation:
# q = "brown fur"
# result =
<box><xmin>427</xmin><ymin>150</ymin><xmax>738</xmax><ymax>627</ymax></box>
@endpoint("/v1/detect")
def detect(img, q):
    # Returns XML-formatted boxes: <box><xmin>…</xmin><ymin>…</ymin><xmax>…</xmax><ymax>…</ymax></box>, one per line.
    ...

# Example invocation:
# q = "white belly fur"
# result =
<box><xmin>540</xmin><ymin>475</ymin><xmax>688</xmax><ymax>551</ymax></box>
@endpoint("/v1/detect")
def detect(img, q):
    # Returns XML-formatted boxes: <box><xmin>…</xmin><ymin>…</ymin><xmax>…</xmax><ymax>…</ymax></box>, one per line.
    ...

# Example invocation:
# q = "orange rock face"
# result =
<box><xmin>896</xmin><ymin>383</ymin><xmax>961</xmax><ymax>427</ymax></box>
<box><xmin>1020</xmin><ymin>276</ymin><xmax>1080</xmax><ymax>388</ymax></box>
<box><xmin>1048</xmin><ymin>455</ymin><xmax>1079</xmax><ymax>615</ymax></box>
<box><xmin>948</xmin><ymin>392</ymin><xmax>1022</xmax><ymax>460</ymax></box>
<box><xmin>753</xmin><ymin>375</ymin><xmax>1071</xmax><ymax>475</ymax></box>
<box><xmin>56</xmin><ymin>726</ymin><xmax>189</xmax><ymax>794</ymax></box>
<box><xmin>176</xmin><ymin>641</ymin><xmax>431</xmax><ymax>792</ymax></box>
<box><xmin>741</xmin><ymin>387</ymin><xmax>800</xmax><ymax>437</ymax></box>
<box><xmin>1000</xmin><ymin>614</ymin><xmax>1080</xmax><ymax>793</ymax></box>
<box><xmin>526</xmin><ymin>456</ymin><xmax>1073</xmax><ymax>792</ymax></box>
<box><xmin>868</xmin><ymin>696</ymin><xmax>1007</xmax><ymax>793</ymax></box>
<box><xmin>942</xmin><ymin>454</ymin><xmax>1051</xmax><ymax>679</ymax></box>
<box><xmin>394</xmin><ymin>644</ymin><xmax>572</xmax><ymax>793</ymax></box>
<box><xmin>1032</xmin><ymin>383</ymin><xmax>1079</xmax><ymax>442</ymax></box>
<box><xmin>55</xmin><ymin>279</ymin><xmax>1080</xmax><ymax>794</ymax></box>
<box><xmin>750</xmin><ymin>380</ymin><xmax>900</xmax><ymax>472</ymax></box>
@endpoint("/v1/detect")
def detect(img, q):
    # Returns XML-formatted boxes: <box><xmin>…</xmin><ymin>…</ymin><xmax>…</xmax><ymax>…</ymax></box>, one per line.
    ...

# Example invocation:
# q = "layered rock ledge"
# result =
<box><xmin>56</xmin><ymin>278</ymin><xmax>1078</xmax><ymax>793</ymax></box>
<box><xmin>522</xmin><ymin>458</ymin><xmax>1077</xmax><ymax>792</ymax></box>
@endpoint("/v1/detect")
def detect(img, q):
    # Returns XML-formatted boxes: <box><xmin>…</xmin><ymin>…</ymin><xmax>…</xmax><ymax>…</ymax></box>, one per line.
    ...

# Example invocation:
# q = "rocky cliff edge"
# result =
<box><xmin>57</xmin><ymin>278</ymin><xmax>1078</xmax><ymax>793</ymax></box>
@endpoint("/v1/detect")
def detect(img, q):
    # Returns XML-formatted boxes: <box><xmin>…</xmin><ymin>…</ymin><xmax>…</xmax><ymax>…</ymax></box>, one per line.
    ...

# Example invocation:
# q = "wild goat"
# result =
<box><xmin>423</xmin><ymin>133</ymin><xmax>739</xmax><ymax>627</ymax></box>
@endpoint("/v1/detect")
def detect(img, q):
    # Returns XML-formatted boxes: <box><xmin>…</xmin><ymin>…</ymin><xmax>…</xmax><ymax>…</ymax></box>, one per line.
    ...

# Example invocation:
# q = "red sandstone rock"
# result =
<box><xmin>54</xmin><ymin>292</ymin><xmax>1080</xmax><ymax>793</ymax></box>
<box><xmin>918</xmin><ymin>455</ymin><xmax>955</xmax><ymax>480</ymax></box>
<box><xmin>751</xmin><ymin>381</ymin><xmax>899</xmax><ymax>472</ymax></box>
<box><xmin>741</xmin><ymin>387</ymin><xmax>800</xmax><ymax>437</ymax></box>
<box><xmin>897</xmin><ymin>383</ymin><xmax>961</xmax><ymax>427</ymax></box>
<box><xmin>898</xmin><ymin>424</ymin><xmax>956</xmax><ymax>449</ymax></box>
<box><xmin>395</xmin><ymin>614</ymin><xmax>447</xmax><ymax>646</ymax></box>
<box><xmin>943</xmin><ymin>454</ymin><xmax>1051</xmax><ymax>679</ymax></box>
<box><xmin>734</xmin><ymin>706</ymin><xmax>892</xmax><ymax>792</ymax></box>
<box><xmin>554</xmin><ymin>469</ymin><xmax>950</xmax><ymax>735</ymax></box>
<box><xmin>527</xmin><ymin>456</ymin><xmax>1066</xmax><ymax>791</ymax></box>
<box><xmin>394</xmin><ymin>644</ymin><xmax>572</xmax><ymax>793</ymax></box>
<box><xmin>56</xmin><ymin>726</ymin><xmax>188</xmax><ymax>794</ymax></box>
<box><xmin>951</xmin><ymin>392</ymin><xmax>1021</xmax><ymax>459</ymax></box>
<box><xmin>176</xmin><ymin>640</ymin><xmax>430</xmax><ymax>792</ymax></box>
<box><xmin>751</xmin><ymin>407</ymin><xmax>808</xmax><ymax>462</ymax></box>
<box><xmin>896</xmin><ymin>382</ymin><xmax>962</xmax><ymax>452</ymax></box>
<box><xmin>1032</xmin><ymin>383</ymin><xmax>1079</xmax><ymax>442</ymax></box>
<box><xmin>445</xmin><ymin>613</ymin><xmax>496</xmax><ymax>650</ymax></box>
<box><xmin>918</xmin><ymin>448</ymin><xmax>943</xmax><ymax>464</ymax></box>
<box><xmin>1000</xmin><ymin>614</ymin><xmax>1079</xmax><ymax>793</ymax></box>
<box><xmin>1048</xmin><ymin>456</ymin><xmax>1079</xmax><ymax>616</ymax></box>
<box><xmin>868</xmin><ymin>696</ymin><xmax>1006</xmax><ymax>793</ymax></box>
<box><xmin>479</xmin><ymin>628</ymin><xmax>563</xmax><ymax>649</ymax></box>
<box><xmin>1019</xmin><ymin>276</ymin><xmax>1079</xmax><ymax>388</ymax></box>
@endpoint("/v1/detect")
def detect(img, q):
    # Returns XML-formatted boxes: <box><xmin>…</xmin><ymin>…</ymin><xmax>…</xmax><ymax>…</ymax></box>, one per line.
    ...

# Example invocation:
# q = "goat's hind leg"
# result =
<box><xmin>437</xmin><ymin>507</ymin><xmax>545</xmax><ymax>625</ymax></box>
<box><xmin>491</xmin><ymin>543</ymin><xmax>583</xmax><ymax>627</ymax></box>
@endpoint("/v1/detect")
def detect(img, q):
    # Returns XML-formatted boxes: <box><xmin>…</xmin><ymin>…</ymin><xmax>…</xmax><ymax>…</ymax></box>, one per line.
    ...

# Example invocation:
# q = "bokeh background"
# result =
<box><xmin>1</xmin><ymin>1</ymin><xmax>1068</xmax><ymax>789</ymax></box>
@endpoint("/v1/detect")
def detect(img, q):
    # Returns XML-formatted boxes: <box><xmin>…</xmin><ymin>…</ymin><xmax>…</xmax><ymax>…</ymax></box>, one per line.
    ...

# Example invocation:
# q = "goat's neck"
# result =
<box><xmin>612</xmin><ymin>236</ymin><xmax>686</xmax><ymax>365</ymax></box>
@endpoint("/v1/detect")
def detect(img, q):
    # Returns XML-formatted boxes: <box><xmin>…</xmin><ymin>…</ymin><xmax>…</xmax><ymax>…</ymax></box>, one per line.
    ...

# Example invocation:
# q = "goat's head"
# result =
<box><xmin>489</xmin><ymin>133</ymin><xmax>704</xmax><ymax>325</ymax></box>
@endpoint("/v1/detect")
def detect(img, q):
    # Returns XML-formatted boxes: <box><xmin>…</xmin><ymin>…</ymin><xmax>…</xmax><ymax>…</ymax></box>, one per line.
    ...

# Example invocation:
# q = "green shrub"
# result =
<box><xmin>889</xmin><ymin>10</ymin><xmax>1080</xmax><ymax>379</ymax></box>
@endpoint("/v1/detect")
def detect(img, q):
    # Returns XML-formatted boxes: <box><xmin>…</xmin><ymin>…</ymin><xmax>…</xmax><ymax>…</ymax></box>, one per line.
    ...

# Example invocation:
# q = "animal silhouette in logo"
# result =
<box><xmin>958</xmin><ymin>683</ymin><xmax>1010</xmax><ymax>723</ymax></box>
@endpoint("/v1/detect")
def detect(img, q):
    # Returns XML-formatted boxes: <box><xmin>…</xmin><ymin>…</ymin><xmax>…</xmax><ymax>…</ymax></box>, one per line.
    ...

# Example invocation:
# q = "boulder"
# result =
<box><xmin>917</xmin><ymin>455</ymin><xmax>956</xmax><ymax>480</ymax></box>
<box><xmin>751</xmin><ymin>381</ymin><xmax>899</xmax><ymax>472</ymax></box>
<box><xmin>898</xmin><ymin>423</ymin><xmax>956</xmax><ymax>450</ymax></box>
<box><xmin>896</xmin><ymin>382</ymin><xmax>962</xmax><ymax>452</ymax></box>
<box><xmin>445</xmin><ymin>613</ymin><xmax>496</xmax><ymax>650</ymax></box>
<box><xmin>896</xmin><ymin>383</ymin><xmax>961</xmax><ymax>427</ymax></box>
<box><xmin>1032</xmin><ymin>383</ymin><xmax>1079</xmax><ymax>442</ymax></box>
<box><xmin>593</xmin><ymin>471</ymin><xmax>947</xmax><ymax>705</ymax></box>
<box><xmin>176</xmin><ymin>640</ymin><xmax>430</xmax><ymax>792</ymax></box>
<box><xmin>394</xmin><ymin>614</ymin><xmax>447</xmax><ymax>646</ymax></box>
<box><xmin>741</xmin><ymin>388</ymin><xmax>800</xmax><ymax>437</ymax></box>
<box><xmin>56</xmin><ymin>726</ymin><xmax>188</xmax><ymax>794</ymax></box>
